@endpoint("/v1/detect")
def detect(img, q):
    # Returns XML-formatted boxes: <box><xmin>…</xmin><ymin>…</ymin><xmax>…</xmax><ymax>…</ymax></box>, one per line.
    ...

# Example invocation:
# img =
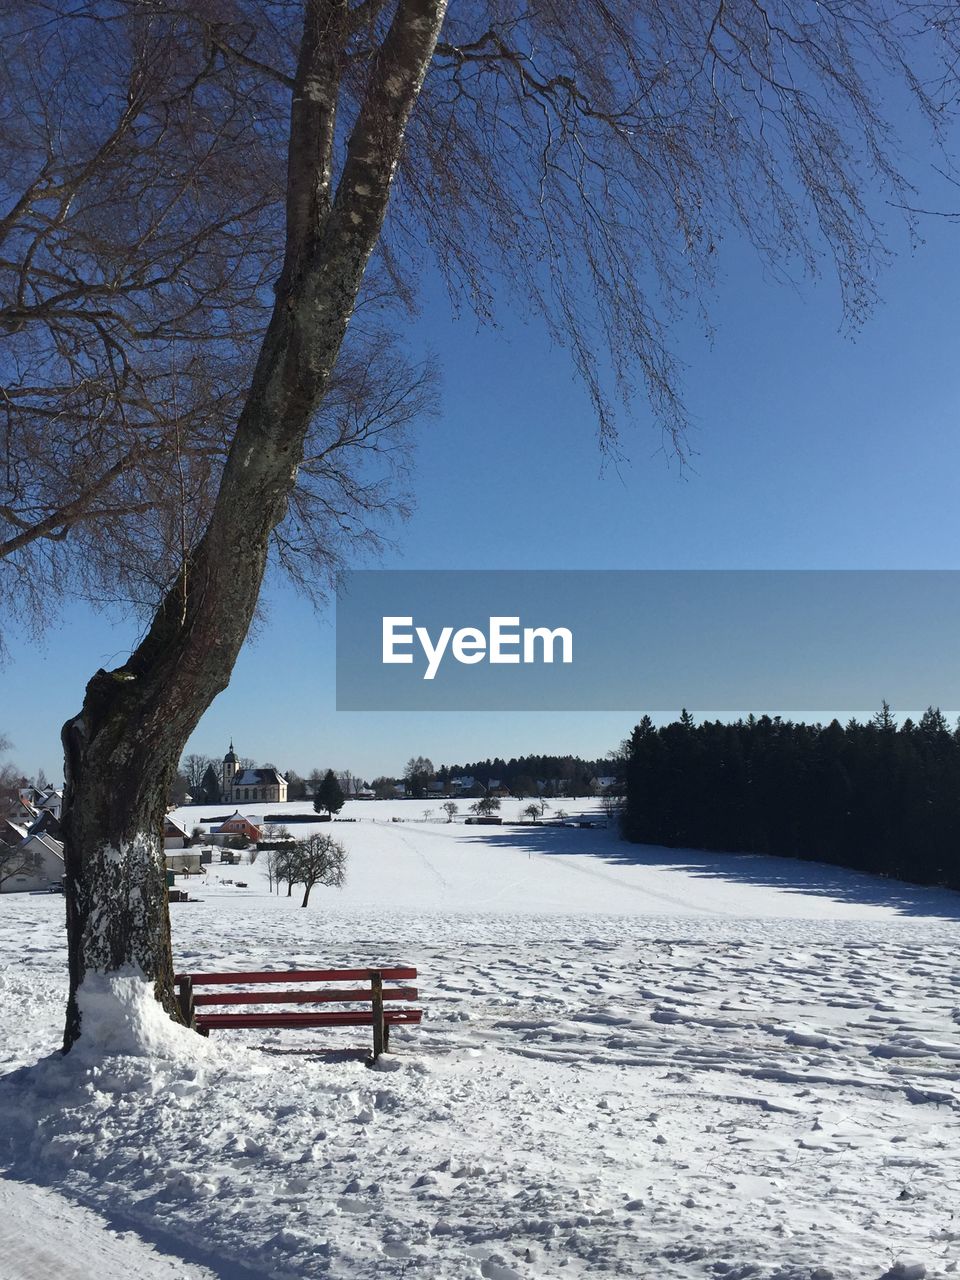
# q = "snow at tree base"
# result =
<box><xmin>1</xmin><ymin>799</ymin><xmax>959</xmax><ymax>1280</ymax></box>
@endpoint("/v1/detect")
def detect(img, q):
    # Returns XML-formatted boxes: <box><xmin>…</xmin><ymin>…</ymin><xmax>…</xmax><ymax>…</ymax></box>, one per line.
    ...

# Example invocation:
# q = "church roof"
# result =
<box><xmin>223</xmin><ymin>740</ymin><xmax>237</xmax><ymax>764</ymax></box>
<box><xmin>231</xmin><ymin>767</ymin><xmax>286</xmax><ymax>787</ymax></box>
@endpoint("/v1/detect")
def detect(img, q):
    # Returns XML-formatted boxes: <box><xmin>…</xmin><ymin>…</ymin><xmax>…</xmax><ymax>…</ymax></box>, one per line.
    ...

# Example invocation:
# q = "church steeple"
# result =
<box><xmin>222</xmin><ymin>741</ymin><xmax>238</xmax><ymax>797</ymax></box>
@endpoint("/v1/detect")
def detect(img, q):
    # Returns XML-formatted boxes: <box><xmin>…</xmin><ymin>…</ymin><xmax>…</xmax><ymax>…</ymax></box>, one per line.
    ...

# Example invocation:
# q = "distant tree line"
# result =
<box><xmin>436</xmin><ymin>755</ymin><xmax>607</xmax><ymax>798</ymax></box>
<box><xmin>367</xmin><ymin>755</ymin><xmax>606</xmax><ymax>800</ymax></box>
<box><xmin>621</xmin><ymin>707</ymin><xmax>960</xmax><ymax>890</ymax></box>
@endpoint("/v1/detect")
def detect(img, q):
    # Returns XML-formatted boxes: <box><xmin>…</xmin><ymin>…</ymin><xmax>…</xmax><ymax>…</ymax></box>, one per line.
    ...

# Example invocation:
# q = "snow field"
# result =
<box><xmin>1</xmin><ymin>800</ymin><xmax>959</xmax><ymax>1280</ymax></box>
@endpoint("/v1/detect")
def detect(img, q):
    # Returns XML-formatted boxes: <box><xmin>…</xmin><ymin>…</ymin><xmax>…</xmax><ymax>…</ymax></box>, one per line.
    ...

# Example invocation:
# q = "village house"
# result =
<box><xmin>163</xmin><ymin>816</ymin><xmax>191</xmax><ymax>850</ymax></box>
<box><xmin>0</xmin><ymin>832</ymin><xmax>64</xmax><ymax>893</ymax></box>
<box><xmin>213</xmin><ymin>811</ymin><xmax>262</xmax><ymax>844</ymax></box>
<box><xmin>1</xmin><ymin>781</ymin><xmax>68</xmax><ymax>893</ymax></box>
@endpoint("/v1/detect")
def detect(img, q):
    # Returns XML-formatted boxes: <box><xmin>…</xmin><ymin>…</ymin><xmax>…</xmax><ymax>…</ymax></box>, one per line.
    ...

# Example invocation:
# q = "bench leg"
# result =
<box><xmin>371</xmin><ymin>972</ymin><xmax>385</xmax><ymax>1059</ymax></box>
<box><xmin>177</xmin><ymin>975</ymin><xmax>197</xmax><ymax>1032</ymax></box>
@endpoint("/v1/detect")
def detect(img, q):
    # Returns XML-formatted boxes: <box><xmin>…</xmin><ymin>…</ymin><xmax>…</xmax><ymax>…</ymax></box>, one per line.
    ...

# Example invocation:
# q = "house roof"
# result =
<box><xmin>0</xmin><ymin>819</ymin><xmax>27</xmax><ymax>847</ymax></box>
<box><xmin>213</xmin><ymin>811</ymin><xmax>259</xmax><ymax>832</ymax></box>
<box><xmin>23</xmin><ymin>832</ymin><xmax>64</xmax><ymax>859</ymax></box>
<box><xmin>163</xmin><ymin>816</ymin><xmax>190</xmax><ymax>836</ymax></box>
<box><xmin>27</xmin><ymin>810</ymin><xmax>63</xmax><ymax>840</ymax></box>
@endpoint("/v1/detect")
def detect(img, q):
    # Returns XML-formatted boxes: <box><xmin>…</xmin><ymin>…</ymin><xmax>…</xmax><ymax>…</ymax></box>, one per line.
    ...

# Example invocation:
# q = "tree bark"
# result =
<box><xmin>61</xmin><ymin>0</ymin><xmax>448</xmax><ymax>1051</ymax></box>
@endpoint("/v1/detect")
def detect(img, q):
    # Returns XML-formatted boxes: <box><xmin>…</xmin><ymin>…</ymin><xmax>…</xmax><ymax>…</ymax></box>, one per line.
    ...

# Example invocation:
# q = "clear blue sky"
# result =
<box><xmin>4</xmin><ymin>177</ymin><xmax>960</xmax><ymax>783</ymax></box>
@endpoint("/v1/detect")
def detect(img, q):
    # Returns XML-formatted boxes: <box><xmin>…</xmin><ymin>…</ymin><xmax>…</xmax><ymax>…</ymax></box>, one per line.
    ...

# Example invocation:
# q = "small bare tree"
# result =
<box><xmin>261</xmin><ymin>822</ymin><xmax>291</xmax><ymax>842</ymax></box>
<box><xmin>0</xmin><ymin>843</ymin><xmax>43</xmax><ymax>891</ymax></box>
<box><xmin>337</xmin><ymin>770</ymin><xmax>362</xmax><ymax>798</ymax></box>
<box><xmin>287</xmin><ymin>833</ymin><xmax>347</xmax><ymax>908</ymax></box>
<box><xmin>601</xmin><ymin>790</ymin><xmax>624</xmax><ymax>822</ymax></box>
<box><xmin>441</xmin><ymin>800</ymin><xmax>458</xmax><ymax>823</ymax></box>
<box><xmin>471</xmin><ymin>796</ymin><xmax>501</xmax><ymax>818</ymax></box>
<box><xmin>266</xmin><ymin>843</ymin><xmax>297</xmax><ymax>896</ymax></box>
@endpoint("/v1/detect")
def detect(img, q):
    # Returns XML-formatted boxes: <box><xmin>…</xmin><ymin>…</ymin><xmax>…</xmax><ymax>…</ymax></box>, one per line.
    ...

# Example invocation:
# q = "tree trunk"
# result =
<box><xmin>301</xmin><ymin>883</ymin><xmax>312</xmax><ymax>908</ymax></box>
<box><xmin>60</xmin><ymin>0</ymin><xmax>448</xmax><ymax>1052</ymax></box>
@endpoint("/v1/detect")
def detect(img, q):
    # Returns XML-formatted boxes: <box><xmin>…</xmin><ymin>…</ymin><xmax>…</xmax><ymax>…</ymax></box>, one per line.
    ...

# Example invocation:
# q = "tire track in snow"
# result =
<box><xmin>388</xmin><ymin>824</ymin><xmax>450</xmax><ymax>891</ymax></box>
<box><xmin>520</xmin><ymin>843</ymin><xmax>733</xmax><ymax>916</ymax></box>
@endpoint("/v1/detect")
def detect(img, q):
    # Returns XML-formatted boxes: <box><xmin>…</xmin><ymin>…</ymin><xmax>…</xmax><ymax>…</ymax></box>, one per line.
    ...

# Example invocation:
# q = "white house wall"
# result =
<box><xmin>1</xmin><ymin>840</ymin><xmax>64</xmax><ymax>893</ymax></box>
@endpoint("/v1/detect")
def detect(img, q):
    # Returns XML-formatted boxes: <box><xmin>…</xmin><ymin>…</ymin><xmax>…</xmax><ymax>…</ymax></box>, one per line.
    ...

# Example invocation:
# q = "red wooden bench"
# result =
<box><xmin>174</xmin><ymin>966</ymin><xmax>421</xmax><ymax>1059</ymax></box>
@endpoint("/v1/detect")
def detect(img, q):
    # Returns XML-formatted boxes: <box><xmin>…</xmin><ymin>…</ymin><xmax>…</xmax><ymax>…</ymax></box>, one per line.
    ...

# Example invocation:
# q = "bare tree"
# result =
<box><xmin>12</xmin><ymin>0</ymin><xmax>955</xmax><ymax>1050</ymax></box>
<box><xmin>306</xmin><ymin>768</ymin><xmax>327</xmax><ymax>794</ymax></box>
<box><xmin>0</xmin><ymin>3</ymin><xmax>431</xmax><ymax>650</ymax></box>
<box><xmin>441</xmin><ymin>800</ymin><xmax>458</xmax><ymax>823</ymax></box>
<box><xmin>287</xmin><ymin>832</ymin><xmax>347</xmax><ymax>908</ymax></box>
<box><xmin>266</xmin><ymin>840</ymin><xmax>299</xmax><ymax>896</ymax></box>
<box><xmin>336</xmin><ymin>770</ymin><xmax>361</xmax><ymax>797</ymax></box>
<box><xmin>261</xmin><ymin>822</ymin><xmax>291</xmax><ymax>842</ymax></box>
<box><xmin>0</xmin><ymin>843</ymin><xmax>43</xmax><ymax>891</ymax></box>
<box><xmin>404</xmin><ymin>756</ymin><xmax>435</xmax><ymax>798</ymax></box>
<box><xmin>601</xmin><ymin>789</ymin><xmax>624</xmax><ymax>821</ymax></box>
<box><xmin>180</xmin><ymin>754</ymin><xmax>216</xmax><ymax>796</ymax></box>
<box><xmin>0</xmin><ymin>767</ymin><xmax>21</xmax><ymax>817</ymax></box>
<box><xmin>285</xmin><ymin>769</ymin><xmax>306</xmax><ymax>801</ymax></box>
<box><xmin>0</xmin><ymin>6</ymin><xmax>273</xmax><ymax>640</ymax></box>
<box><xmin>0</xmin><ymin>735</ymin><xmax>26</xmax><ymax>818</ymax></box>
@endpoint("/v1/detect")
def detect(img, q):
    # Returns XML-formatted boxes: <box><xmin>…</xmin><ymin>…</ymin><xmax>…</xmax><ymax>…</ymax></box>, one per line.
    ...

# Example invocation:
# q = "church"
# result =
<box><xmin>219</xmin><ymin>743</ymin><xmax>288</xmax><ymax>805</ymax></box>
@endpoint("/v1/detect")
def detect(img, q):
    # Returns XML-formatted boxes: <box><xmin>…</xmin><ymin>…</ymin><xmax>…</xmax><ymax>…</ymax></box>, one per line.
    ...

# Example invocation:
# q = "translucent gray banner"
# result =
<box><xmin>335</xmin><ymin>570</ymin><xmax>960</xmax><ymax>712</ymax></box>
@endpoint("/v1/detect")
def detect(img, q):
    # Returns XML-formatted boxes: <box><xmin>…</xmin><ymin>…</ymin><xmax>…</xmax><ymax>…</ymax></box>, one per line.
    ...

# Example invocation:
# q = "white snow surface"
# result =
<box><xmin>2</xmin><ymin>797</ymin><xmax>960</xmax><ymax>1280</ymax></box>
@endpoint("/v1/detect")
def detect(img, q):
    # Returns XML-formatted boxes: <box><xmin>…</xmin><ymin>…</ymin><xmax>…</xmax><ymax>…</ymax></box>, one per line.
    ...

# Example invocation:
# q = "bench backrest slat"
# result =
<box><xmin>192</xmin><ymin>986</ymin><xmax>418</xmax><ymax>1007</ymax></box>
<box><xmin>176</xmin><ymin>966</ymin><xmax>416</xmax><ymax>985</ymax></box>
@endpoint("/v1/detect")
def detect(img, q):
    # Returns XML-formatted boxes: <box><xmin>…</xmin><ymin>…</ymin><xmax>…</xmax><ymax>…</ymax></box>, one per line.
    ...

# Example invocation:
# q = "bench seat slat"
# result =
<box><xmin>196</xmin><ymin>1008</ymin><xmax>423</xmax><ymax>1030</ymax></box>
<box><xmin>192</xmin><ymin>986</ymin><xmax>418</xmax><ymax>1007</ymax></box>
<box><xmin>177</xmin><ymin>966</ymin><xmax>416</xmax><ymax>986</ymax></box>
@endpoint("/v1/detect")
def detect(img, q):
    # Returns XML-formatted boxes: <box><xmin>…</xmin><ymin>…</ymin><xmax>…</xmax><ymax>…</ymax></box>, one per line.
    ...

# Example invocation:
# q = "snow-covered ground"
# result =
<box><xmin>2</xmin><ymin>798</ymin><xmax>959</xmax><ymax>1280</ymax></box>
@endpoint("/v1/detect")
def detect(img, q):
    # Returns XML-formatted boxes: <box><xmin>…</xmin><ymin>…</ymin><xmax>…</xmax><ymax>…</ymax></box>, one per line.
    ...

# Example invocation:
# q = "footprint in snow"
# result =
<box><xmin>480</xmin><ymin>1258</ymin><xmax>522</xmax><ymax>1280</ymax></box>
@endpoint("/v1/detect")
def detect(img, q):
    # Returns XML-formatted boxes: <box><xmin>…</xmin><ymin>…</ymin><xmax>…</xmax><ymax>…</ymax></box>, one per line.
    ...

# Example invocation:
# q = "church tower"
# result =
<box><xmin>222</xmin><ymin>741</ymin><xmax>238</xmax><ymax>801</ymax></box>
